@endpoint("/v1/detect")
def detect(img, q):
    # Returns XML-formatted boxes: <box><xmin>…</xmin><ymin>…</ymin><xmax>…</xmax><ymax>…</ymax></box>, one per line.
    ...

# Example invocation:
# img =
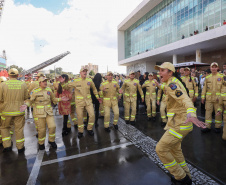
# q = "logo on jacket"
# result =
<box><xmin>175</xmin><ymin>90</ymin><xmax>183</xmax><ymax>97</ymax></box>
<box><xmin>217</xmin><ymin>78</ymin><xmax>221</xmax><ymax>81</ymax></box>
<box><xmin>169</xmin><ymin>83</ymin><xmax>177</xmax><ymax>90</ymax></box>
<box><xmin>47</xmin><ymin>91</ymin><xmax>51</xmax><ymax>95</ymax></box>
<box><xmin>153</xmin><ymin>84</ymin><xmax>155</xmax><ymax>86</ymax></box>
<box><xmin>87</xmin><ymin>82</ymin><xmax>90</xmax><ymax>85</ymax></box>
<box><xmin>114</xmin><ymin>84</ymin><xmax>116</xmax><ymax>88</ymax></box>
<box><xmin>134</xmin><ymin>83</ymin><xmax>137</xmax><ymax>86</ymax></box>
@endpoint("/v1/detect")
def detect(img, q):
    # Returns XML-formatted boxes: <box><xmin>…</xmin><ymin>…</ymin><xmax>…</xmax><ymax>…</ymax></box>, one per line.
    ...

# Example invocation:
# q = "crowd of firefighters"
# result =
<box><xmin>0</xmin><ymin>61</ymin><xmax>225</xmax><ymax>184</ymax></box>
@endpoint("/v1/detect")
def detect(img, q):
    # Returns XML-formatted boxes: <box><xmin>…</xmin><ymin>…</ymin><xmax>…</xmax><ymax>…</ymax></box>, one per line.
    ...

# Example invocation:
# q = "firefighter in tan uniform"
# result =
<box><xmin>157</xmin><ymin>82</ymin><xmax>167</xmax><ymax>126</ymax></box>
<box><xmin>99</xmin><ymin>71</ymin><xmax>120</xmax><ymax>132</ymax></box>
<box><xmin>201</xmin><ymin>62</ymin><xmax>223</xmax><ymax>133</ymax></box>
<box><xmin>119</xmin><ymin>71</ymin><xmax>144</xmax><ymax>125</ymax></box>
<box><xmin>0</xmin><ymin>68</ymin><xmax>29</xmax><ymax>153</ymax></box>
<box><xmin>142</xmin><ymin>73</ymin><xmax>157</xmax><ymax>121</ymax></box>
<box><xmin>23</xmin><ymin>77</ymin><xmax>68</xmax><ymax>150</ymax></box>
<box><xmin>0</xmin><ymin>77</ymin><xmax>14</xmax><ymax>146</ymax></box>
<box><xmin>68</xmin><ymin>67</ymin><xmax>101</xmax><ymax>138</ymax></box>
<box><xmin>181</xmin><ymin>67</ymin><xmax>198</xmax><ymax>102</ymax></box>
<box><xmin>28</xmin><ymin>72</ymin><xmax>45</xmax><ymax>94</ymax></box>
<box><xmin>216</xmin><ymin>75</ymin><xmax>226</xmax><ymax>140</ymax></box>
<box><xmin>154</xmin><ymin>62</ymin><xmax>206</xmax><ymax>185</ymax></box>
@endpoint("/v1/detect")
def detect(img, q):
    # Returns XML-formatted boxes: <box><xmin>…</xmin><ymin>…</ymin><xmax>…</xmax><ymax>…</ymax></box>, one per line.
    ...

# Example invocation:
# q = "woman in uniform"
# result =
<box><xmin>154</xmin><ymin>62</ymin><xmax>206</xmax><ymax>185</ymax></box>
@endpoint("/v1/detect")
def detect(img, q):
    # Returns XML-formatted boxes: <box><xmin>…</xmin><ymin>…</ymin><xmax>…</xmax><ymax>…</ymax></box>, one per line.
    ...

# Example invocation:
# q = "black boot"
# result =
<box><xmin>114</xmin><ymin>125</ymin><xmax>118</xmax><ymax>130</ymax></box>
<box><xmin>130</xmin><ymin>121</ymin><xmax>135</xmax><ymax>125</ymax></box>
<box><xmin>147</xmin><ymin>117</ymin><xmax>151</xmax><ymax>121</ymax></box>
<box><xmin>105</xmin><ymin>127</ymin><xmax>111</xmax><ymax>132</ymax></box>
<box><xmin>66</xmin><ymin>127</ymin><xmax>71</xmax><ymax>133</ymax></box>
<box><xmin>172</xmin><ymin>175</ymin><xmax>192</xmax><ymax>185</ymax></box>
<box><xmin>87</xmin><ymin>130</ymin><xmax>94</xmax><ymax>136</ymax></box>
<box><xmin>126</xmin><ymin>120</ymin><xmax>130</xmax><ymax>124</ymax></box>
<box><xmin>201</xmin><ymin>128</ymin><xmax>211</xmax><ymax>133</ymax></box>
<box><xmin>152</xmin><ymin>117</ymin><xmax>156</xmax><ymax>121</ymax></box>
<box><xmin>48</xmin><ymin>141</ymin><xmax>57</xmax><ymax>149</ymax></box>
<box><xmin>214</xmin><ymin>128</ymin><xmax>221</xmax><ymax>133</ymax></box>
<box><xmin>18</xmin><ymin>147</ymin><xmax>25</xmax><ymax>153</ymax></box>
<box><xmin>39</xmin><ymin>144</ymin><xmax>45</xmax><ymax>150</ymax></box>
<box><xmin>161</xmin><ymin>122</ymin><xmax>166</xmax><ymax>127</ymax></box>
<box><xmin>62</xmin><ymin>129</ymin><xmax>69</xmax><ymax>137</ymax></box>
<box><xmin>74</xmin><ymin>124</ymin><xmax>78</xmax><ymax>129</ymax></box>
<box><xmin>36</xmin><ymin>133</ymin><xmax>38</xmax><ymax>138</ymax></box>
<box><xmin>78</xmin><ymin>132</ymin><xmax>83</xmax><ymax>138</ymax></box>
<box><xmin>3</xmin><ymin>146</ymin><xmax>12</xmax><ymax>153</ymax></box>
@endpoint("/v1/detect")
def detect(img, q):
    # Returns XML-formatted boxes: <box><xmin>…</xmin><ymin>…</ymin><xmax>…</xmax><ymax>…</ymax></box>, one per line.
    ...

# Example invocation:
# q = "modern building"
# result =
<box><xmin>118</xmin><ymin>0</ymin><xmax>226</xmax><ymax>74</ymax></box>
<box><xmin>82</xmin><ymin>63</ymin><xmax>98</xmax><ymax>74</ymax></box>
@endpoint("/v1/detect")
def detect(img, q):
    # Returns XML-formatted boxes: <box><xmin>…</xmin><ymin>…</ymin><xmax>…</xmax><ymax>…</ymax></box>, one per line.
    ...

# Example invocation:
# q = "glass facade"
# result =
<box><xmin>125</xmin><ymin>0</ymin><xmax>226</xmax><ymax>59</ymax></box>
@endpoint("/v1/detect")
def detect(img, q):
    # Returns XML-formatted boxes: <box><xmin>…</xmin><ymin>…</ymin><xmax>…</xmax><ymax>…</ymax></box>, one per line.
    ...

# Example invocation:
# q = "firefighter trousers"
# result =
<box><xmin>124</xmin><ymin>101</ymin><xmax>136</xmax><ymax>121</ymax></box>
<box><xmin>67</xmin><ymin>104</ymin><xmax>78</xmax><ymax>128</ymax></box>
<box><xmin>34</xmin><ymin>115</ymin><xmax>56</xmax><ymax>145</ymax></box>
<box><xmin>160</xmin><ymin>101</ymin><xmax>167</xmax><ymax>123</ymax></box>
<box><xmin>104</xmin><ymin>104</ymin><xmax>119</xmax><ymax>128</ymax></box>
<box><xmin>146</xmin><ymin>98</ymin><xmax>156</xmax><ymax>118</ymax></box>
<box><xmin>156</xmin><ymin>128</ymin><xmax>192</xmax><ymax>180</ymax></box>
<box><xmin>76</xmin><ymin>104</ymin><xmax>95</xmax><ymax>133</ymax></box>
<box><xmin>205</xmin><ymin>101</ymin><xmax>222</xmax><ymax>129</ymax></box>
<box><xmin>0</xmin><ymin>115</ymin><xmax>25</xmax><ymax>149</ymax></box>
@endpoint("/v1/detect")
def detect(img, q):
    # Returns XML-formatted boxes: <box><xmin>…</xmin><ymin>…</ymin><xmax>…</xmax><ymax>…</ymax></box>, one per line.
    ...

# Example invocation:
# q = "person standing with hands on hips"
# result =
<box><xmin>154</xmin><ymin>62</ymin><xmax>206</xmax><ymax>185</ymax></box>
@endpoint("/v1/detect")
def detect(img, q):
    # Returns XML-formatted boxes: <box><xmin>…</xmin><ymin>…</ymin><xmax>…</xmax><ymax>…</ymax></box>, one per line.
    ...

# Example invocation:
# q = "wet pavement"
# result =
<box><xmin>0</xmin><ymin>109</ymin><xmax>171</xmax><ymax>185</ymax></box>
<box><xmin>119</xmin><ymin>97</ymin><xmax>226</xmax><ymax>185</ymax></box>
<box><xmin>0</xmin><ymin>97</ymin><xmax>225</xmax><ymax>185</ymax></box>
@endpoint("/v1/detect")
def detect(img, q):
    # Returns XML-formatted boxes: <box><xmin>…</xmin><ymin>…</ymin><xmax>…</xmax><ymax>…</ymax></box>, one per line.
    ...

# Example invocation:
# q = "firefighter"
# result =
<box><xmin>0</xmin><ymin>68</ymin><xmax>29</xmax><ymax>153</ymax></box>
<box><xmin>181</xmin><ymin>67</ymin><xmax>198</xmax><ymax>102</ymax></box>
<box><xmin>99</xmin><ymin>71</ymin><xmax>121</xmax><ymax>132</ymax></box>
<box><xmin>119</xmin><ymin>71</ymin><xmax>144</xmax><ymax>125</ymax></box>
<box><xmin>0</xmin><ymin>77</ymin><xmax>14</xmax><ymax>146</ymax></box>
<box><xmin>201</xmin><ymin>62</ymin><xmax>223</xmax><ymax>133</ymax></box>
<box><xmin>68</xmin><ymin>67</ymin><xmax>101</xmax><ymax>138</ymax></box>
<box><xmin>154</xmin><ymin>62</ymin><xmax>206</xmax><ymax>185</ymax></box>
<box><xmin>157</xmin><ymin>82</ymin><xmax>167</xmax><ymax>126</ymax></box>
<box><xmin>23</xmin><ymin>77</ymin><xmax>68</xmax><ymax>150</ymax></box>
<box><xmin>142</xmin><ymin>73</ymin><xmax>157</xmax><ymax>121</ymax></box>
<box><xmin>216</xmin><ymin>75</ymin><xmax>226</xmax><ymax>140</ymax></box>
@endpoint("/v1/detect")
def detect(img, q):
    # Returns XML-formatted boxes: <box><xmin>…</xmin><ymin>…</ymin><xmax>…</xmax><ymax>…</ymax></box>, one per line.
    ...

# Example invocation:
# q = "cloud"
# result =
<box><xmin>0</xmin><ymin>0</ymin><xmax>143</xmax><ymax>74</ymax></box>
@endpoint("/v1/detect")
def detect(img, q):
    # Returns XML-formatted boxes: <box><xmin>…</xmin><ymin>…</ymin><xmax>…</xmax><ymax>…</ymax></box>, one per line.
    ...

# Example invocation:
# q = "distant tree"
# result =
<box><xmin>89</xmin><ymin>70</ymin><xmax>95</xmax><ymax>76</ymax></box>
<box><xmin>9</xmin><ymin>65</ymin><xmax>23</xmax><ymax>73</ymax></box>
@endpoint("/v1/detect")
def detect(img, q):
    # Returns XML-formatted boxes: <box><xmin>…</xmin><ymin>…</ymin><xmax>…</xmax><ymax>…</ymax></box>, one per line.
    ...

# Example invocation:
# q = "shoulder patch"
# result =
<box><xmin>169</xmin><ymin>83</ymin><xmax>177</xmax><ymax>90</ymax></box>
<box><xmin>175</xmin><ymin>90</ymin><xmax>183</xmax><ymax>97</ymax></box>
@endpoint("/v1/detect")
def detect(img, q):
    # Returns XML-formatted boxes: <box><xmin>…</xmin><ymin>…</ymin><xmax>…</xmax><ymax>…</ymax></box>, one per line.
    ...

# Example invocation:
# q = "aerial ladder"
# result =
<box><xmin>20</xmin><ymin>51</ymin><xmax>70</xmax><ymax>77</ymax></box>
<box><xmin>0</xmin><ymin>0</ymin><xmax>5</xmax><ymax>24</ymax></box>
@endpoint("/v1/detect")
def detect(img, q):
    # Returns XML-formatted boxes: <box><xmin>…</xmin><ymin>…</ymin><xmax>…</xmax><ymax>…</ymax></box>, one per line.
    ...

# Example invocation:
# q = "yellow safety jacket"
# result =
<box><xmin>157</xmin><ymin>82</ymin><xmax>167</xmax><ymax>102</ymax></box>
<box><xmin>201</xmin><ymin>72</ymin><xmax>223</xmax><ymax>102</ymax></box>
<box><xmin>99</xmin><ymin>80</ymin><xmax>120</xmax><ymax>107</ymax></box>
<box><xmin>27</xmin><ymin>87</ymin><xmax>61</xmax><ymax>118</ymax></box>
<box><xmin>163</xmin><ymin>77</ymin><xmax>196</xmax><ymax>131</ymax></box>
<box><xmin>68</xmin><ymin>77</ymin><xmax>99</xmax><ymax>106</ymax></box>
<box><xmin>181</xmin><ymin>76</ymin><xmax>198</xmax><ymax>98</ymax></box>
<box><xmin>142</xmin><ymin>80</ymin><xmax>157</xmax><ymax>100</ymax></box>
<box><xmin>120</xmin><ymin>78</ymin><xmax>144</xmax><ymax>103</ymax></box>
<box><xmin>0</xmin><ymin>78</ymin><xmax>29</xmax><ymax>116</ymax></box>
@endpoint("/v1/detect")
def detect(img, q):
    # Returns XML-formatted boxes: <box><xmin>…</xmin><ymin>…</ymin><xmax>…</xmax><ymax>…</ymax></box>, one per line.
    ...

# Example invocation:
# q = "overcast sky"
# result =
<box><xmin>0</xmin><ymin>0</ymin><xmax>143</xmax><ymax>74</ymax></box>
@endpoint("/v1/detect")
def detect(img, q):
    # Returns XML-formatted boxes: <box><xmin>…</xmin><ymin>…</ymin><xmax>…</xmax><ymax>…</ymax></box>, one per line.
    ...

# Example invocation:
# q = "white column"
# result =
<box><xmin>173</xmin><ymin>54</ymin><xmax>177</xmax><ymax>64</ymax></box>
<box><xmin>196</xmin><ymin>49</ymin><xmax>201</xmax><ymax>63</ymax></box>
